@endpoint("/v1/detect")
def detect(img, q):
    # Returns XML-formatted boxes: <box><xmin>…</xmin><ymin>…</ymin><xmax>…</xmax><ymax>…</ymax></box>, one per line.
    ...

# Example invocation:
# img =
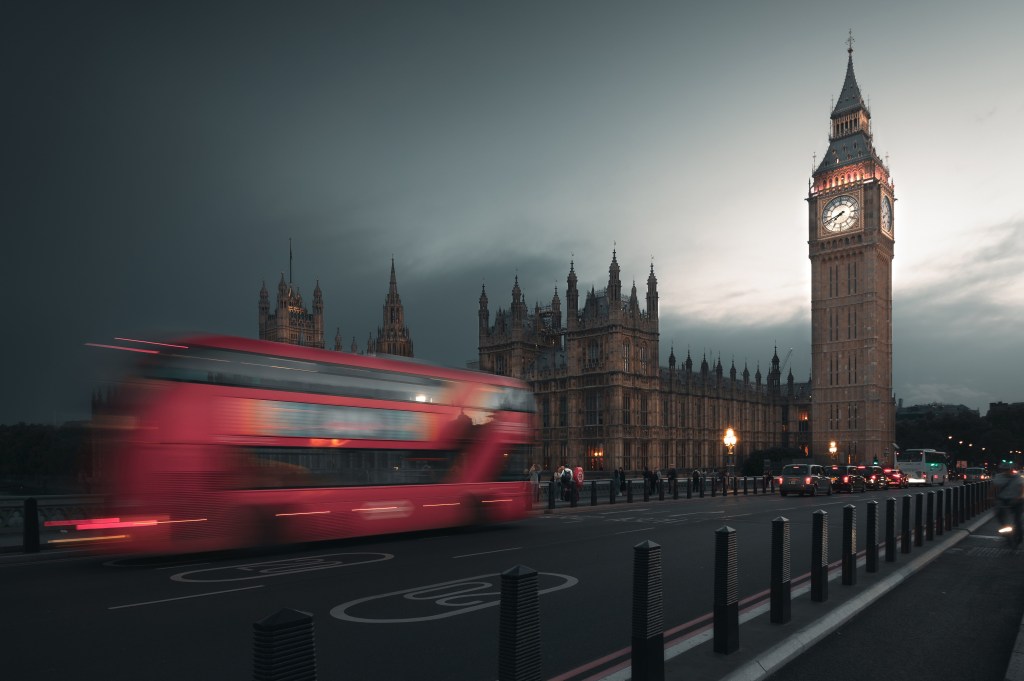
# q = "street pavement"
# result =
<box><xmin>7</xmin><ymin>487</ymin><xmax>1024</xmax><ymax>681</ymax></box>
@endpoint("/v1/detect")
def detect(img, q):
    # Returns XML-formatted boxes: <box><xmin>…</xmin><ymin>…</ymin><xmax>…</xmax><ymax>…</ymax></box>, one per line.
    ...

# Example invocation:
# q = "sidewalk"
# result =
<box><xmin>593</xmin><ymin>510</ymin><xmax>1024</xmax><ymax>681</ymax></box>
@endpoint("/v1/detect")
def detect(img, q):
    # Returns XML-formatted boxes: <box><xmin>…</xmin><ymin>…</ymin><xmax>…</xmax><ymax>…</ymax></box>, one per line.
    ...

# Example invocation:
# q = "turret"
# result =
<box><xmin>566</xmin><ymin>260</ymin><xmax>579</xmax><ymax>331</ymax></box>
<box><xmin>607</xmin><ymin>249</ymin><xmax>622</xmax><ymax>315</ymax></box>
<box><xmin>646</xmin><ymin>263</ymin><xmax>658</xmax><ymax>319</ymax></box>
<box><xmin>334</xmin><ymin>327</ymin><xmax>342</xmax><ymax>351</ymax></box>
<box><xmin>478</xmin><ymin>284</ymin><xmax>490</xmax><ymax>336</ymax></box>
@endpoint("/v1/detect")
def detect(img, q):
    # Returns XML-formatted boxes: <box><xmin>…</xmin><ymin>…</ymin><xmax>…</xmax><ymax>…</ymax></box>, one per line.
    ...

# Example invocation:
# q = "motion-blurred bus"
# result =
<box><xmin>64</xmin><ymin>335</ymin><xmax>537</xmax><ymax>553</ymax></box>
<box><xmin>897</xmin><ymin>448</ymin><xmax>949</xmax><ymax>486</ymax></box>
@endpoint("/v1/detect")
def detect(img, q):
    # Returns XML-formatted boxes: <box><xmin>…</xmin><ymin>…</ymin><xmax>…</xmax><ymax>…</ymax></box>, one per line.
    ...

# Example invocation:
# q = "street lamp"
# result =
<box><xmin>724</xmin><ymin>427</ymin><xmax>738</xmax><ymax>475</ymax></box>
<box><xmin>829</xmin><ymin>441</ymin><xmax>838</xmax><ymax>461</ymax></box>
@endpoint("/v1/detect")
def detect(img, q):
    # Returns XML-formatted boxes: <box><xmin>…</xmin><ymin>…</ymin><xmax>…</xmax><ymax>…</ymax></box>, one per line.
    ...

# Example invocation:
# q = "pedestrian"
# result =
<box><xmin>667</xmin><ymin>466</ymin><xmax>677</xmax><ymax>494</ymax></box>
<box><xmin>692</xmin><ymin>468</ymin><xmax>700</xmax><ymax>493</ymax></box>
<box><xmin>560</xmin><ymin>464</ymin><xmax>573</xmax><ymax>501</ymax></box>
<box><xmin>612</xmin><ymin>467</ymin><xmax>620</xmax><ymax>496</ymax></box>
<box><xmin>528</xmin><ymin>463</ymin><xmax>540</xmax><ymax>501</ymax></box>
<box><xmin>618</xmin><ymin>466</ymin><xmax>626</xmax><ymax>496</ymax></box>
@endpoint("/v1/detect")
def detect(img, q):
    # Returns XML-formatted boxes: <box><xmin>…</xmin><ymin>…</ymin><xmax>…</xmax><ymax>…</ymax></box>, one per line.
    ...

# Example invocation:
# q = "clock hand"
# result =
<box><xmin>824</xmin><ymin>210</ymin><xmax>845</xmax><ymax>225</ymax></box>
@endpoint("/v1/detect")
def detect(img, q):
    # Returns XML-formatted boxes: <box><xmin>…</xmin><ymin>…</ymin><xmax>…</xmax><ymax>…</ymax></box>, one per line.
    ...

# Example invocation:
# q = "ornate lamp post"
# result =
<box><xmin>724</xmin><ymin>427</ymin><xmax>738</xmax><ymax>475</ymax></box>
<box><xmin>829</xmin><ymin>441</ymin><xmax>838</xmax><ymax>462</ymax></box>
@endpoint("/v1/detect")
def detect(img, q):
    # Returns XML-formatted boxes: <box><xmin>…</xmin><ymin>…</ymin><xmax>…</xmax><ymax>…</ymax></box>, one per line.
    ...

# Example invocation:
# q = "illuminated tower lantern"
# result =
<box><xmin>808</xmin><ymin>34</ymin><xmax>896</xmax><ymax>466</ymax></box>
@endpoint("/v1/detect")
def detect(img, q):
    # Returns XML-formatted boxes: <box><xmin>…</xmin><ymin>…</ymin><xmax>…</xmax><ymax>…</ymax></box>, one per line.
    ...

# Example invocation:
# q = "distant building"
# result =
<box><xmin>478</xmin><ymin>251</ymin><xmax>811</xmax><ymax>473</ymax></box>
<box><xmin>258</xmin><ymin>252</ymin><xmax>414</xmax><ymax>357</ymax></box>
<box><xmin>896</xmin><ymin>402</ymin><xmax>980</xmax><ymax>421</ymax></box>
<box><xmin>367</xmin><ymin>258</ymin><xmax>414</xmax><ymax>358</ymax></box>
<box><xmin>258</xmin><ymin>274</ymin><xmax>325</xmax><ymax>349</ymax></box>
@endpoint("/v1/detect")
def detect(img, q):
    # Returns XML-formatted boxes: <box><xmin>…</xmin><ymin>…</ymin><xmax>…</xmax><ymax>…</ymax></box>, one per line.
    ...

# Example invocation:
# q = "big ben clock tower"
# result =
<box><xmin>808</xmin><ymin>35</ymin><xmax>896</xmax><ymax>467</ymax></box>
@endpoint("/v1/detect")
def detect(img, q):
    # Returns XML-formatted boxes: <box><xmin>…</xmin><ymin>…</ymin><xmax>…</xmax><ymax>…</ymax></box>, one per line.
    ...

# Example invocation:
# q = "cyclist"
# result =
<box><xmin>992</xmin><ymin>462</ymin><xmax>1024</xmax><ymax>548</ymax></box>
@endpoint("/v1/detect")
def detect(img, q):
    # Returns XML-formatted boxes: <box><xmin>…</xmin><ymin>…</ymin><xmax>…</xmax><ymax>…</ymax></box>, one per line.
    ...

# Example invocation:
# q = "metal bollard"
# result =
<box><xmin>959</xmin><ymin>484</ymin><xmax>965</xmax><ymax>524</ymax></box>
<box><xmin>548</xmin><ymin>482</ymin><xmax>555</xmax><ymax>511</ymax></box>
<box><xmin>711</xmin><ymin>477</ymin><xmax>717</xmax><ymax>497</ymax></box>
<box><xmin>498</xmin><ymin>565</ymin><xmax>541</xmax><ymax>681</ymax></box>
<box><xmin>945</xmin><ymin>486</ymin><xmax>953</xmax><ymax>531</ymax></box>
<box><xmin>771</xmin><ymin>476</ymin><xmax>776</xmax><ymax>494</ymax></box>
<box><xmin>628</xmin><ymin>480</ymin><xmax>634</xmax><ymax>503</ymax></box>
<box><xmin>866</xmin><ymin>501</ymin><xmax>879</xmax><ymax>573</ymax></box>
<box><xmin>22</xmin><ymin>498</ymin><xmax>39</xmax><ymax>554</ymax></box>
<box><xmin>631</xmin><ymin>540</ymin><xmax>664</xmax><ymax>681</ymax></box>
<box><xmin>610</xmin><ymin>479</ymin><xmax>617</xmax><ymax>505</ymax></box>
<box><xmin>687</xmin><ymin>479</ymin><xmax>692</xmax><ymax>499</ymax></box>
<box><xmin>811</xmin><ymin>510</ymin><xmax>829</xmax><ymax>602</ymax></box>
<box><xmin>914</xmin><ymin>493</ymin><xmax>924</xmax><ymax>547</ymax></box>
<box><xmin>842</xmin><ymin>505</ymin><xmax>857</xmax><ymax>586</ymax></box>
<box><xmin>926</xmin><ymin>491</ymin><xmax>935</xmax><ymax>541</ymax></box>
<box><xmin>700</xmin><ymin>477</ymin><xmax>705</xmax><ymax>498</ymax></box>
<box><xmin>770</xmin><ymin>516</ymin><xmax>791</xmax><ymax>624</ymax></box>
<box><xmin>658</xmin><ymin>480</ymin><xmax>665</xmax><ymax>501</ymax></box>
<box><xmin>643</xmin><ymin>481</ymin><xmax>650</xmax><ymax>503</ymax></box>
<box><xmin>733</xmin><ymin>477</ymin><xmax>738</xmax><ymax>496</ymax></box>
<box><xmin>885</xmin><ymin>497</ymin><xmax>897</xmax><ymax>562</ymax></box>
<box><xmin>901</xmin><ymin>495</ymin><xmax>912</xmax><ymax>554</ymax></box>
<box><xmin>953</xmin><ymin>485</ymin><xmax>961</xmax><ymax>526</ymax></box>
<box><xmin>253</xmin><ymin>609</ymin><xmax>316</xmax><ymax>681</ymax></box>
<box><xmin>713</xmin><ymin>526</ymin><xmax>739</xmax><ymax>654</ymax></box>
<box><xmin>673</xmin><ymin>479</ymin><xmax>679</xmax><ymax>500</ymax></box>
<box><xmin>743</xmin><ymin>477</ymin><xmax>748</xmax><ymax>495</ymax></box>
<box><xmin>936</xmin><ymin>489</ymin><xmax>944</xmax><ymax>537</ymax></box>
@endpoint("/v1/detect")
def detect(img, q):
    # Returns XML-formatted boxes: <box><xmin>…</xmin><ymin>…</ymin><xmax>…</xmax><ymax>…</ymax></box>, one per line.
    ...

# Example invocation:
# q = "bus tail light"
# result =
<box><xmin>805</xmin><ymin>477</ymin><xmax>812</xmax><ymax>485</ymax></box>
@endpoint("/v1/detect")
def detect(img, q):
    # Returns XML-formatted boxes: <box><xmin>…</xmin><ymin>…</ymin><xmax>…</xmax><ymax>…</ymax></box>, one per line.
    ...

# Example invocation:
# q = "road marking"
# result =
<box><xmin>452</xmin><ymin>547</ymin><xmax>521</xmax><ymax>559</ymax></box>
<box><xmin>109</xmin><ymin>585</ymin><xmax>264</xmax><ymax>610</ymax></box>
<box><xmin>331</xmin><ymin>572</ymin><xmax>577</xmax><ymax>623</ymax></box>
<box><xmin>665</xmin><ymin>511</ymin><xmax>725</xmax><ymax>517</ymax></box>
<box><xmin>614</xmin><ymin>527</ymin><xmax>655</xmax><ymax>534</ymax></box>
<box><xmin>170</xmin><ymin>552</ymin><xmax>393</xmax><ymax>583</ymax></box>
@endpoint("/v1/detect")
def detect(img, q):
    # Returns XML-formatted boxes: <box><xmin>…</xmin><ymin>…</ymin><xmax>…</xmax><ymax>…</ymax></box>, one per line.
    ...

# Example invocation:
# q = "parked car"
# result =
<box><xmin>829</xmin><ymin>464</ymin><xmax>866</xmax><ymax>493</ymax></box>
<box><xmin>778</xmin><ymin>463</ymin><xmax>833</xmax><ymax>497</ymax></box>
<box><xmin>883</xmin><ymin>467</ymin><xmax>909</xmax><ymax>489</ymax></box>
<box><xmin>857</xmin><ymin>465</ymin><xmax>888</xmax><ymax>490</ymax></box>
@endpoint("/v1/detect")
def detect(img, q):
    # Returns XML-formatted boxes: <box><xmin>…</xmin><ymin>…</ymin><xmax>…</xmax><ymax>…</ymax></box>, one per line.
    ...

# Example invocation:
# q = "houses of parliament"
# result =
<box><xmin>259</xmin><ymin>43</ymin><xmax>897</xmax><ymax>474</ymax></box>
<box><xmin>258</xmin><ymin>257</ymin><xmax>415</xmax><ymax>358</ymax></box>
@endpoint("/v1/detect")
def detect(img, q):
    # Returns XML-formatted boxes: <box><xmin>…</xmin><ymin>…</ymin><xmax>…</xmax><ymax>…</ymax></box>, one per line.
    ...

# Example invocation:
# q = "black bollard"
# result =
<box><xmin>866</xmin><ymin>501</ymin><xmax>879</xmax><ymax>573</ymax></box>
<box><xmin>770</xmin><ymin>516</ymin><xmax>791</xmax><ymax>624</ymax></box>
<box><xmin>953</xmin><ymin>485</ymin><xmax>960</xmax><ymax>526</ymax></box>
<box><xmin>811</xmin><ymin>510</ymin><xmax>829</xmax><ymax>602</ymax></box>
<box><xmin>253</xmin><ymin>609</ymin><xmax>316</xmax><ymax>681</ymax></box>
<box><xmin>901</xmin><ymin>495</ymin><xmax>912</xmax><ymax>554</ymax></box>
<box><xmin>733</xmin><ymin>477</ymin><xmax>738</xmax><ymax>496</ymax></box>
<box><xmin>945</xmin><ymin>486</ymin><xmax>953</xmax><ymax>531</ymax></box>
<box><xmin>631</xmin><ymin>540</ymin><xmax>664</xmax><ymax>681</ymax></box>
<box><xmin>548</xmin><ymin>482</ymin><xmax>555</xmax><ymax>511</ymax></box>
<box><xmin>643</xmin><ymin>481</ymin><xmax>650</xmax><ymax>503</ymax></box>
<box><xmin>771</xmin><ymin>476</ymin><xmax>776</xmax><ymax>494</ymax></box>
<box><xmin>673</xmin><ymin>479</ymin><xmax>679</xmax><ymax>500</ymax></box>
<box><xmin>498</xmin><ymin>565</ymin><xmax>541</xmax><ymax>681</ymax></box>
<box><xmin>743</xmin><ymin>477</ymin><xmax>748</xmax><ymax>495</ymax></box>
<box><xmin>935</xmin><ymin>489</ymin><xmax>944</xmax><ymax>537</ymax></box>
<box><xmin>711</xmin><ymin>477</ymin><xmax>717</xmax><ymax>497</ymax></box>
<box><xmin>885</xmin><ymin>498</ymin><xmax>897</xmax><ymax>562</ymax></box>
<box><xmin>687</xmin><ymin>479</ymin><xmax>692</xmax><ymax>499</ymax></box>
<box><xmin>22</xmin><ymin>498</ymin><xmax>40</xmax><ymax>554</ymax></box>
<box><xmin>713</xmin><ymin>526</ymin><xmax>739</xmax><ymax>654</ymax></box>
<box><xmin>842</xmin><ymin>505</ymin><xmax>857</xmax><ymax>586</ymax></box>
<box><xmin>914</xmin><ymin>493</ymin><xmax>924</xmax><ymax>547</ymax></box>
<box><xmin>959</xmin><ymin>484</ymin><xmax>965</xmax><ymax>524</ymax></box>
<box><xmin>610</xmin><ymin>479</ymin><xmax>617</xmax><ymax>505</ymax></box>
<box><xmin>658</xmin><ymin>480</ymin><xmax>665</xmax><ymax>501</ymax></box>
<box><xmin>925</xmin><ymin>491</ymin><xmax>935</xmax><ymax>541</ymax></box>
<box><xmin>628</xmin><ymin>480</ymin><xmax>634</xmax><ymax>503</ymax></box>
<box><xmin>591</xmin><ymin>480</ymin><xmax>597</xmax><ymax>507</ymax></box>
<box><xmin>700</xmin><ymin>477</ymin><xmax>705</xmax><ymax>498</ymax></box>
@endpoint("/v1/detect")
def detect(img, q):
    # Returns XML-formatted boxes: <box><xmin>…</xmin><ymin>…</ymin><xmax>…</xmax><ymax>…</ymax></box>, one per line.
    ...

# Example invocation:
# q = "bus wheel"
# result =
<box><xmin>461</xmin><ymin>496</ymin><xmax>485</xmax><ymax>526</ymax></box>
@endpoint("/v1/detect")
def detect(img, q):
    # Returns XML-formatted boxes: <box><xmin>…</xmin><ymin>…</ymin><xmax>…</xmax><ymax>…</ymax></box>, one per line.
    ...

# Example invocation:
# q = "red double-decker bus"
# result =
<box><xmin>69</xmin><ymin>335</ymin><xmax>537</xmax><ymax>554</ymax></box>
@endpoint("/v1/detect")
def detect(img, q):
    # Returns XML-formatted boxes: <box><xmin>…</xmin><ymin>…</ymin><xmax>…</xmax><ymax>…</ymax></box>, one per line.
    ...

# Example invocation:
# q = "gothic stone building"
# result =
<box><xmin>260</xmin><ymin>258</ymin><xmax>415</xmax><ymax>358</ymax></box>
<box><xmin>259</xmin><ymin>274</ymin><xmax>325</xmax><ymax>349</ymax></box>
<box><xmin>478</xmin><ymin>251</ymin><xmax>811</xmax><ymax>473</ymax></box>
<box><xmin>808</xmin><ymin>42</ymin><xmax>896</xmax><ymax>467</ymax></box>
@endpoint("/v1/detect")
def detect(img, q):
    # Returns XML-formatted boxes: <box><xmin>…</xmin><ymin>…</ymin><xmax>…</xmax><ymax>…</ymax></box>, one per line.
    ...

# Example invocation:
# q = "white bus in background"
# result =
<box><xmin>897</xmin><ymin>449</ymin><xmax>949</xmax><ymax>486</ymax></box>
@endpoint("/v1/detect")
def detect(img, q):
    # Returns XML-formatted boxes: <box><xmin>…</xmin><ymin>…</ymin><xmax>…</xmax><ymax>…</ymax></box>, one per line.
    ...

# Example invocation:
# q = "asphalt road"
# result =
<box><xmin>1</xmin><ymin>484</ymin><xmax>979</xmax><ymax>680</ymax></box>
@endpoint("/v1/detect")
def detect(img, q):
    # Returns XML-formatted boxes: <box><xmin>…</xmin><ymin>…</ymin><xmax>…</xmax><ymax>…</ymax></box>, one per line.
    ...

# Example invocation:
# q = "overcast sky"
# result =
<box><xmin>3</xmin><ymin>0</ymin><xmax>1023</xmax><ymax>425</ymax></box>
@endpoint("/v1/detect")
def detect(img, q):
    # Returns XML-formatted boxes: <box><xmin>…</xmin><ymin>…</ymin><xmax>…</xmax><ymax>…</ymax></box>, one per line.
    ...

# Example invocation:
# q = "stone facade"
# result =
<box><xmin>807</xmin><ymin>44</ymin><xmax>896</xmax><ymax>467</ymax></box>
<box><xmin>478</xmin><ymin>252</ymin><xmax>811</xmax><ymax>473</ymax></box>
<box><xmin>258</xmin><ymin>274</ymin><xmax>325</xmax><ymax>349</ymax></box>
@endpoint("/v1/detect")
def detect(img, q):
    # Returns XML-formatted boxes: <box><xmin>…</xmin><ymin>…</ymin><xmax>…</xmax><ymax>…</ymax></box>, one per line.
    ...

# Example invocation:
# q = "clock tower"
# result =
<box><xmin>808</xmin><ymin>37</ymin><xmax>896</xmax><ymax>466</ymax></box>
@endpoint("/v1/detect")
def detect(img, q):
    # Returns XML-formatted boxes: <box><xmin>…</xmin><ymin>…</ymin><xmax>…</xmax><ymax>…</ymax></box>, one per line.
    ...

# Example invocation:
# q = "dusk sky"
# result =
<box><xmin>4</xmin><ymin>0</ymin><xmax>1023</xmax><ymax>425</ymax></box>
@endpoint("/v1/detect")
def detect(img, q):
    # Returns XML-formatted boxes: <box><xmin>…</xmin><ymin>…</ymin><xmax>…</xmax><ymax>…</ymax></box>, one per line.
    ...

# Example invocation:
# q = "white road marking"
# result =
<box><xmin>614</xmin><ymin>527</ymin><xmax>655</xmax><ymax>534</ymax></box>
<box><xmin>452</xmin><ymin>547</ymin><xmax>521</xmax><ymax>559</ymax></box>
<box><xmin>109</xmin><ymin>585</ymin><xmax>264</xmax><ymax>610</ymax></box>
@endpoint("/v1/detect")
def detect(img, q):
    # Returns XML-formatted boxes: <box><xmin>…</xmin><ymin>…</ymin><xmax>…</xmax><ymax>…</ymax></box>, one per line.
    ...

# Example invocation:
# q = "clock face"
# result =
<box><xmin>880</xmin><ymin>195</ymin><xmax>893</xmax><ymax>233</ymax></box>
<box><xmin>821</xmin><ymin>195</ymin><xmax>860</xmax><ymax>233</ymax></box>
